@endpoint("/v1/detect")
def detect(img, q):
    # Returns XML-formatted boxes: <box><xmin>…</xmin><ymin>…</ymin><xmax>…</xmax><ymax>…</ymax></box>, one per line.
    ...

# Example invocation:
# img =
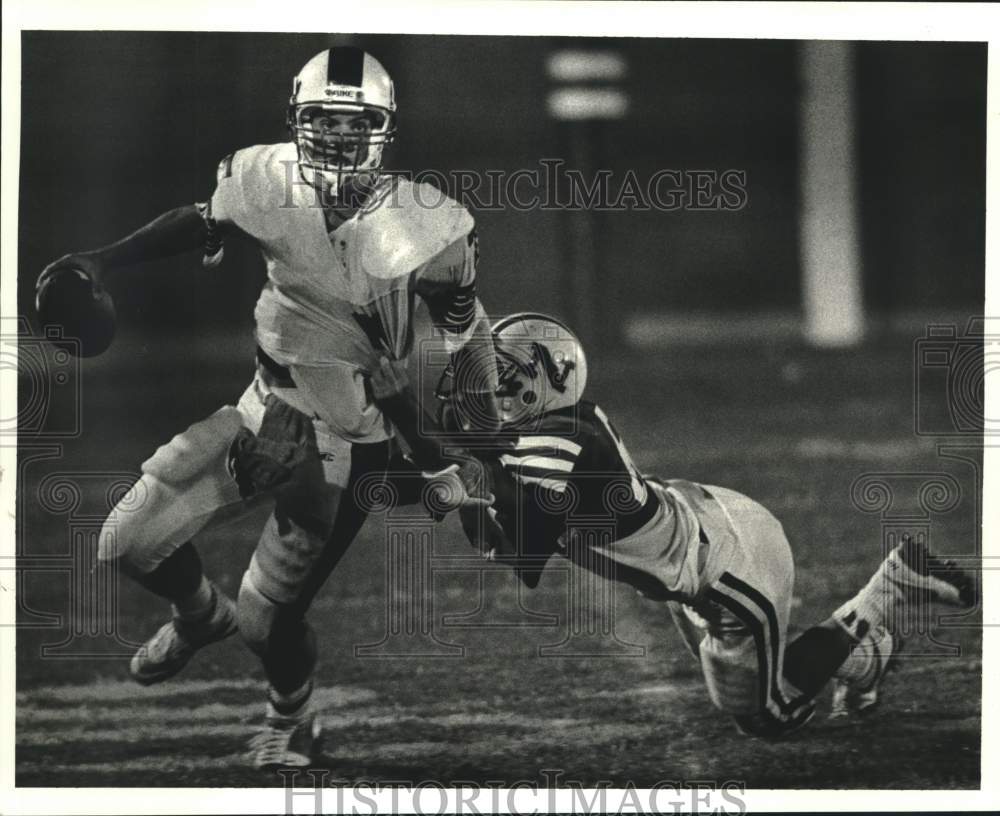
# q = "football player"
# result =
<box><xmin>37</xmin><ymin>47</ymin><xmax>497</xmax><ymax>769</ymax></box>
<box><xmin>371</xmin><ymin>313</ymin><xmax>976</xmax><ymax>737</ymax></box>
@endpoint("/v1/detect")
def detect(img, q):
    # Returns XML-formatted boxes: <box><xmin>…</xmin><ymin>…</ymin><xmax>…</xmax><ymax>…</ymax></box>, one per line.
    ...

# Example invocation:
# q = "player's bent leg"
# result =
<box><xmin>98</xmin><ymin>406</ymin><xmax>249</xmax><ymax>684</ymax></box>
<box><xmin>238</xmin><ymin>569</ymin><xmax>321</xmax><ymax>770</ymax></box>
<box><xmin>833</xmin><ymin>535</ymin><xmax>975</xmax><ymax>642</ymax></box>
<box><xmin>240</xmin><ymin>437</ymin><xmax>390</xmax><ymax>771</ymax></box>
<box><xmin>691</xmin><ymin>487</ymin><xmax>814</xmax><ymax>738</ymax></box>
<box><xmin>129</xmin><ymin>582</ymin><xmax>238</xmax><ymax>685</ymax></box>
<box><xmin>695</xmin><ymin>588</ymin><xmax>816</xmax><ymax>739</ymax></box>
<box><xmin>100</xmin><ymin>405</ymin><xmax>248</xmax><ymax>573</ymax></box>
<box><xmin>238</xmin><ymin>517</ymin><xmax>333</xmax><ymax>771</ymax></box>
<box><xmin>782</xmin><ymin>620</ymin><xmax>857</xmax><ymax>698</ymax></box>
<box><xmin>702</xmin><ymin>484</ymin><xmax>908</xmax><ymax>725</ymax></box>
<box><xmin>829</xmin><ymin>624</ymin><xmax>899</xmax><ymax>717</ymax></box>
<box><xmin>821</xmin><ymin>535</ymin><xmax>974</xmax><ymax>716</ymax></box>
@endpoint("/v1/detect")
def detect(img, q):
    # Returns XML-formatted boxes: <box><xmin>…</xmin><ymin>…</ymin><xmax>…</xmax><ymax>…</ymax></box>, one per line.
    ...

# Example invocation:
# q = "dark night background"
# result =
<box><xmin>13</xmin><ymin>32</ymin><xmax>986</xmax><ymax>789</ymax></box>
<box><xmin>18</xmin><ymin>33</ymin><xmax>985</xmax><ymax>335</ymax></box>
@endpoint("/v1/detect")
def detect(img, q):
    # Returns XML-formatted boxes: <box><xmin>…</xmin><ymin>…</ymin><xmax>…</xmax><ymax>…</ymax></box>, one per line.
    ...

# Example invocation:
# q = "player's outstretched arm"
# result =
<box><xmin>414</xmin><ymin>231</ymin><xmax>502</xmax><ymax>434</ymax></box>
<box><xmin>369</xmin><ymin>356</ymin><xmax>493</xmax><ymax>511</ymax></box>
<box><xmin>448</xmin><ymin>316</ymin><xmax>502</xmax><ymax>433</ymax></box>
<box><xmin>38</xmin><ymin>204</ymin><xmax>211</xmax><ymax>294</ymax></box>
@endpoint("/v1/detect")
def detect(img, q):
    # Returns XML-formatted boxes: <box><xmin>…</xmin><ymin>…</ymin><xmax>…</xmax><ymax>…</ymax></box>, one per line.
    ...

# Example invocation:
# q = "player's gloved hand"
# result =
<box><xmin>458</xmin><ymin>503</ymin><xmax>516</xmax><ymax>561</ymax></box>
<box><xmin>38</xmin><ymin>251</ymin><xmax>107</xmax><ymax>295</ymax></box>
<box><xmin>422</xmin><ymin>459</ymin><xmax>494</xmax><ymax>514</ymax></box>
<box><xmin>369</xmin><ymin>356</ymin><xmax>410</xmax><ymax>401</ymax></box>
<box><xmin>228</xmin><ymin>395</ymin><xmax>320</xmax><ymax>498</ymax></box>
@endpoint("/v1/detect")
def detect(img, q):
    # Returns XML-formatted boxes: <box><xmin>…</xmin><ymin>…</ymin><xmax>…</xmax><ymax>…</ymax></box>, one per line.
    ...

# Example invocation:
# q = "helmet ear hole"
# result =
<box><xmin>522</xmin><ymin>390</ymin><xmax>537</xmax><ymax>406</ymax></box>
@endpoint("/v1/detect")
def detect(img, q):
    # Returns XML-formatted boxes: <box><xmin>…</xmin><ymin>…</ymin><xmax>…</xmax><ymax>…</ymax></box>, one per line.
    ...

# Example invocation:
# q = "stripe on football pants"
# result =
<box><xmin>716</xmin><ymin>572</ymin><xmax>813</xmax><ymax>716</ymax></box>
<box><xmin>706</xmin><ymin>576</ymin><xmax>812</xmax><ymax>724</ymax></box>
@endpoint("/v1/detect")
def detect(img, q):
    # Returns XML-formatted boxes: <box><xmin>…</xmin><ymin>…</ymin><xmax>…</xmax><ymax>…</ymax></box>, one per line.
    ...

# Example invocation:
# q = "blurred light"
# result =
<box><xmin>547</xmin><ymin>88</ymin><xmax>629</xmax><ymax>120</ymax></box>
<box><xmin>546</xmin><ymin>50</ymin><xmax>627</xmax><ymax>82</ymax></box>
<box><xmin>799</xmin><ymin>41</ymin><xmax>864</xmax><ymax>348</ymax></box>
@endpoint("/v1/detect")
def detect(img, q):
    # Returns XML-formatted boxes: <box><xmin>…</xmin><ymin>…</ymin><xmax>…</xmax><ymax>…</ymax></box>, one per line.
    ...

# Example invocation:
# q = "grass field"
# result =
<box><xmin>13</xmin><ymin>326</ymin><xmax>983</xmax><ymax>789</ymax></box>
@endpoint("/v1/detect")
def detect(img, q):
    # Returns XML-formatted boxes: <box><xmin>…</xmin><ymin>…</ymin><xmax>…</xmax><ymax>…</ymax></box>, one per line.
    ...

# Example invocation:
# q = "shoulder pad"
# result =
<box><xmin>213</xmin><ymin>143</ymin><xmax>296</xmax><ymax>235</ymax></box>
<box><xmin>221</xmin><ymin>142</ymin><xmax>288</xmax><ymax>175</ymax></box>
<box><xmin>226</xmin><ymin>144</ymin><xmax>295</xmax><ymax>196</ymax></box>
<box><xmin>356</xmin><ymin>177</ymin><xmax>475</xmax><ymax>280</ymax></box>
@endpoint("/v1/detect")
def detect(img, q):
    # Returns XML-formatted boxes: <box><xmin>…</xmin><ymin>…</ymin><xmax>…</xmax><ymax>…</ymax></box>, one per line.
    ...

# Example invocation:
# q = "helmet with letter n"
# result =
<box><xmin>436</xmin><ymin>312</ymin><xmax>589</xmax><ymax>432</ymax></box>
<box><xmin>287</xmin><ymin>46</ymin><xmax>397</xmax><ymax>199</ymax></box>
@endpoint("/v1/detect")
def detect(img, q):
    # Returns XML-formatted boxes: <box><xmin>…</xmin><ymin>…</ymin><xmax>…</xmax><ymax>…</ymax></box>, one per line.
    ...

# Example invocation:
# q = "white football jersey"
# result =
<box><xmin>208</xmin><ymin>143</ymin><xmax>477</xmax><ymax>441</ymax></box>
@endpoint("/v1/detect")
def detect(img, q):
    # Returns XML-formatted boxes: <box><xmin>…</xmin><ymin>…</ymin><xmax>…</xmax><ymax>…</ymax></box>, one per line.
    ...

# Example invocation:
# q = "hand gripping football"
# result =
<box><xmin>35</xmin><ymin>266</ymin><xmax>116</xmax><ymax>357</ymax></box>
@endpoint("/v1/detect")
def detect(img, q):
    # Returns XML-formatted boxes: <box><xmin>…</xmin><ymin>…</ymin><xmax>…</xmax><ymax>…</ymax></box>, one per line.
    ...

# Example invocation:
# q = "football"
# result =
<box><xmin>35</xmin><ymin>266</ymin><xmax>116</xmax><ymax>357</ymax></box>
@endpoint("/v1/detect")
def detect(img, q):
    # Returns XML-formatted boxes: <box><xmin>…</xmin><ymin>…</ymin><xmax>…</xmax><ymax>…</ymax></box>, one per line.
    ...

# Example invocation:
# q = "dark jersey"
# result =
<box><xmin>485</xmin><ymin>400</ymin><xmax>659</xmax><ymax>586</ymax></box>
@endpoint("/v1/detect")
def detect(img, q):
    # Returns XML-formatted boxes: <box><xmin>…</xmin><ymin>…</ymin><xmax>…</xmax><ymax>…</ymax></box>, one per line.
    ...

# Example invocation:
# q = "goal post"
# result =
<box><xmin>799</xmin><ymin>40</ymin><xmax>865</xmax><ymax>348</ymax></box>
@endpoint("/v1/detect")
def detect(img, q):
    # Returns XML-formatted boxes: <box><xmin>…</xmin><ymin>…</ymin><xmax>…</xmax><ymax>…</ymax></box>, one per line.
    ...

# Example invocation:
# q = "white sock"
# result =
<box><xmin>173</xmin><ymin>577</ymin><xmax>214</xmax><ymax>622</ymax></box>
<box><xmin>833</xmin><ymin>555</ymin><xmax>905</xmax><ymax>640</ymax></box>
<box><xmin>834</xmin><ymin>635</ymin><xmax>879</xmax><ymax>684</ymax></box>
<box><xmin>835</xmin><ymin>626</ymin><xmax>895</xmax><ymax>686</ymax></box>
<box><xmin>269</xmin><ymin>679</ymin><xmax>313</xmax><ymax>714</ymax></box>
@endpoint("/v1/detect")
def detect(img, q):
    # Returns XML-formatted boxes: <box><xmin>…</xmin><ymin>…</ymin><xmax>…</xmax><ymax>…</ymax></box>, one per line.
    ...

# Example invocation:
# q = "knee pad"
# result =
<box><xmin>237</xmin><ymin>569</ymin><xmax>315</xmax><ymax>662</ymax></box>
<box><xmin>247</xmin><ymin>508</ymin><xmax>331</xmax><ymax>605</ymax></box>
<box><xmin>100</xmin><ymin>460</ymin><xmax>243</xmax><ymax>575</ymax></box>
<box><xmin>99</xmin><ymin>473</ymin><xmax>194</xmax><ymax>574</ymax></box>
<box><xmin>99</xmin><ymin>408</ymin><xmax>247</xmax><ymax>576</ymax></box>
<box><xmin>142</xmin><ymin>406</ymin><xmax>243</xmax><ymax>484</ymax></box>
<box><xmin>237</xmin><ymin>569</ymin><xmax>279</xmax><ymax>655</ymax></box>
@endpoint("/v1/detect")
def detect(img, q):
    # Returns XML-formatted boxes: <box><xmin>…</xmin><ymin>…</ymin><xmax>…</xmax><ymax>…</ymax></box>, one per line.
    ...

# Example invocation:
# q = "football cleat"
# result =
<box><xmin>250</xmin><ymin>695</ymin><xmax>322</xmax><ymax>770</ymax></box>
<box><xmin>733</xmin><ymin>704</ymin><xmax>816</xmax><ymax>740</ymax></box>
<box><xmin>129</xmin><ymin>583</ymin><xmax>238</xmax><ymax>686</ymax></box>
<box><xmin>830</xmin><ymin>624</ymin><xmax>899</xmax><ymax>718</ymax></box>
<box><xmin>885</xmin><ymin>535</ymin><xmax>975</xmax><ymax>608</ymax></box>
<box><xmin>835</xmin><ymin>535</ymin><xmax>975</xmax><ymax>641</ymax></box>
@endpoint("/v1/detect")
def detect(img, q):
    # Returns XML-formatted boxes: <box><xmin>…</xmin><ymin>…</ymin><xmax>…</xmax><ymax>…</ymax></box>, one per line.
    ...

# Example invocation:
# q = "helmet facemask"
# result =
<box><xmin>288</xmin><ymin>103</ymin><xmax>395</xmax><ymax>202</ymax></box>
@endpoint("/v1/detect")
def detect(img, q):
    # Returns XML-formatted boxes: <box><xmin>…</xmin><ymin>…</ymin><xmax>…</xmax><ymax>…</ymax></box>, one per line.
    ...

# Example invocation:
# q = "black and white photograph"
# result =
<box><xmin>2</xmin><ymin>1</ymin><xmax>997</xmax><ymax>813</ymax></box>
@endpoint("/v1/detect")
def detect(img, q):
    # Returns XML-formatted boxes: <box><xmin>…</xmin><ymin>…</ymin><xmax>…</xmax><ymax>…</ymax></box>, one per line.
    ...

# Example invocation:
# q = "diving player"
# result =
<box><xmin>37</xmin><ymin>47</ymin><xmax>498</xmax><ymax>769</ymax></box>
<box><xmin>371</xmin><ymin>312</ymin><xmax>976</xmax><ymax>737</ymax></box>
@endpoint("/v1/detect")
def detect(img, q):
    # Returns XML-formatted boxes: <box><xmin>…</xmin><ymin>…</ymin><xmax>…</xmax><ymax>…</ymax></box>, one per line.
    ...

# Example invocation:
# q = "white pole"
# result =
<box><xmin>799</xmin><ymin>41</ymin><xmax>865</xmax><ymax>347</ymax></box>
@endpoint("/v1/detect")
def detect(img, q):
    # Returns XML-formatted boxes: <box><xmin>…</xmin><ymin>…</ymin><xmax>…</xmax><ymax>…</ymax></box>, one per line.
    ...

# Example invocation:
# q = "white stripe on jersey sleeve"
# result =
<box><xmin>514</xmin><ymin>436</ymin><xmax>583</xmax><ymax>457</ymax></box>
<box><xmin>517</xmin><ymin>473</ymin><xmax>568</xmax><ymax>493</ymax></box>
<box><xmin>500</xmin><ymin>454</ymin><xmax>575</xmax><ymax>472</ymax></box>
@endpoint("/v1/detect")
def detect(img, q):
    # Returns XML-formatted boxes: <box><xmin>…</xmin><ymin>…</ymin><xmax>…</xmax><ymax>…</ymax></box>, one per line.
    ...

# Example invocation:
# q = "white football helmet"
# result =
<box><xmin>436</xmin><ymin>313</ymin><xmax>588</xmax><ymax>430</ymax></box>
<box><xmin>492</xmin><ymin>313</ymin><xmax>588</xmax><ymax>426</ymax></box>
<box><xmin>287</xmin><ymin>46</ymin><xmax>397</xmax><ymax>198</ymax></box>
